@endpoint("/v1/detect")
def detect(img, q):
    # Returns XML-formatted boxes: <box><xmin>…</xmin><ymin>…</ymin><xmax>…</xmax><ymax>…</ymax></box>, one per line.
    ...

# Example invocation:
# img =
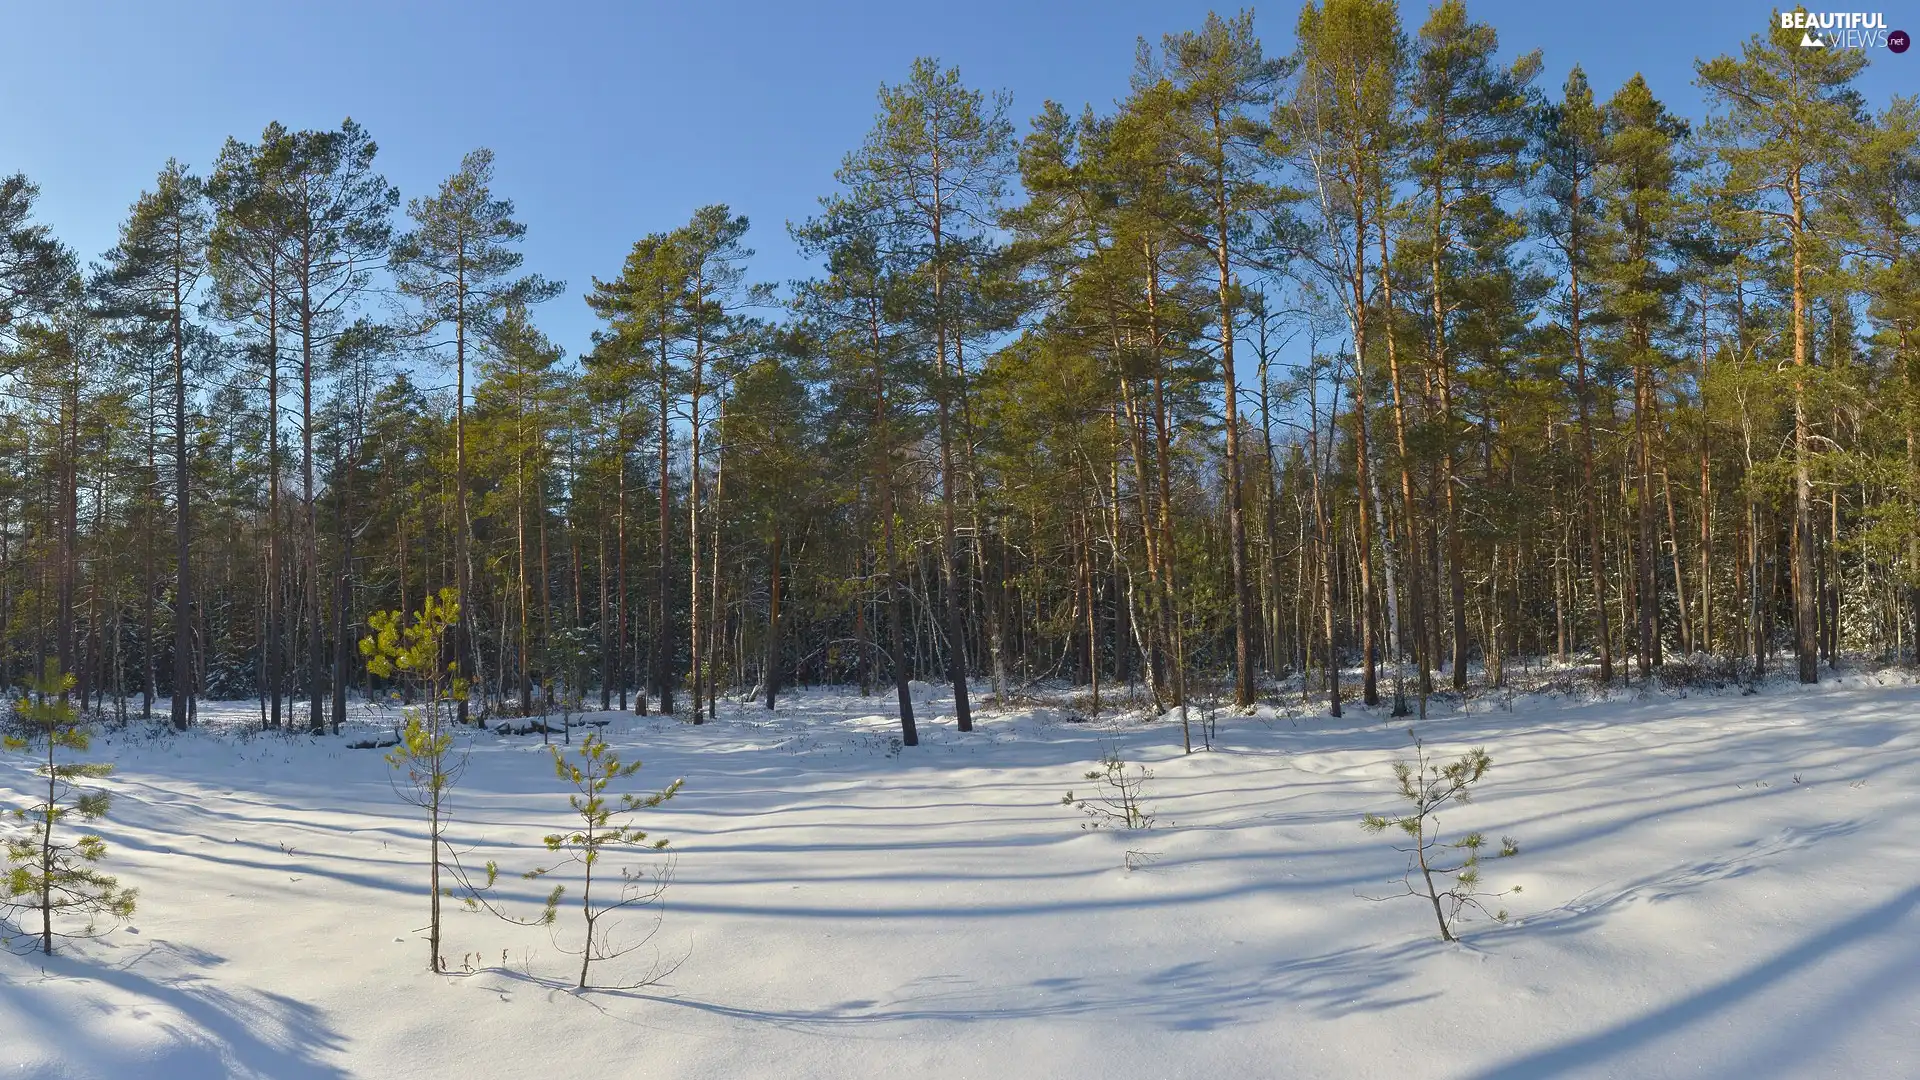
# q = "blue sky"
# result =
<box><xmin>3</xmin><ymin>1</ymin><xmax>1913</xmax><ymax>359</ymax></box>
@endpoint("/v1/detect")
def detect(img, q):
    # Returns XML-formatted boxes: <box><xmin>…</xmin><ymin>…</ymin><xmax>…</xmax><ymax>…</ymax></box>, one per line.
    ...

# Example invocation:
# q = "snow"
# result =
<box><xmin>2</xmin><ymin>674</ymin><xmax>1918</xmax><ymax>1079</ymax></box>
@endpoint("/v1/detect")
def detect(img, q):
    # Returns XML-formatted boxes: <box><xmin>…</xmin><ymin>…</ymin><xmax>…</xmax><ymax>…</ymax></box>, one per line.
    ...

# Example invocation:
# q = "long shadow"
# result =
<box><xmin>482</xmin><ymin>933</ymin><xmax>1444</xmax><ymax>1034</ymax></box>
<box><xmin>1467</xmin><ymin>883</ymin><xmax>1920</xmax><ymax>1080</ymax></box>
<box><xmin>0</xmin><ymin>942</ymin><xmax>350</xmax><ymax>1079</ymax></box>
<box><xmin>1714</xmin><ymin>920</ymin><xmax>1920</xmax><ymax>1077</ymax></box>
<box><xmin>1515</xmin><ymin>819</ymin><xmax>1865</xmax><ymax>939</ymax></box>
<box><xmin>108</xmin><ymin>831</ymin><xmax>419</xmax><ymax>900</ymax></box>
<box><xmin>655</xmin><ymin>865</ymin><xmax>1380</xmax><ymax>921</ymax></box>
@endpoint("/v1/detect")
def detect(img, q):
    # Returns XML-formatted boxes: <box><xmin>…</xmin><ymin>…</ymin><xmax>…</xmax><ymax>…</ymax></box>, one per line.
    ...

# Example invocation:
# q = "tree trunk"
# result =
<box><xmin>765</xmin><ymin>529</ymin><xmax>782</xmax><ymax>710</ymax></box>
<box><xmin>1213</xmin><ymin>152</ymin><xmax>1252</xmax><ymax>707</ymax></box>
<box><xmin>872</xmin><ymin>301</ymin><xmax>917</xmax><ymax>746</ymax></box>
<box><xmin>1790</xmin><ymin>176</ymin><xmax>1818</xmax><ymax>684</ymax></box>
<box><xmin>170</xmin><ymin>244</ymin><xmax>193</xmax><ymax>729</ymax></box>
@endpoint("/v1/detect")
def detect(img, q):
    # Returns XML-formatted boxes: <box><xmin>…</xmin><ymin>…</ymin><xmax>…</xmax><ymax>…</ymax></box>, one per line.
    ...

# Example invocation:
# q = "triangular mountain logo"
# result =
<box><xmin>1800</xmin><ymin>30</ymin><xmax>1824</xmax><ymax>46</ymax></box>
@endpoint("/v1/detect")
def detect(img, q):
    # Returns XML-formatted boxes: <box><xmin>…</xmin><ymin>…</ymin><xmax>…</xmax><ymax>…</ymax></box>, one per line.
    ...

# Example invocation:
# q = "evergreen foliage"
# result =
<box><xmin>1062</xmin><ymin>750</ymin><xmax>1155</xmax><ymax>830</ymax></box>
<box><xmin>3</xmin><ymin>660</ymin><xmax>136</xmax><ymax>956</ymax></box>
<box><xmin>1361</xmin><ymin>729</ymin><xmax>1519</xmax><ymax>941</ymax></box>
<box><xmin>524</xmin><ymin>733</ymin><xmax>683</xmax><ymax>990</ymax></box>
<box><xmin>360</xmin><ymin>588</ymin><xmax>470</xmax><ymax>973</ymax></box>
<box><xmin>0</xmin><ymin>8</ymin><xmax>1917</xmax><ymax>755</ymax></box>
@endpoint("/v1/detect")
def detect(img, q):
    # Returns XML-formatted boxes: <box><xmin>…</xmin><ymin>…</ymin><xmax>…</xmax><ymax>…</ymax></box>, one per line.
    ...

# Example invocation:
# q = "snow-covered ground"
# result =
<box><xmin>2</xmin><ymin>673</ymin><xmax>1917</xmax><ymax>1079</ymax></box>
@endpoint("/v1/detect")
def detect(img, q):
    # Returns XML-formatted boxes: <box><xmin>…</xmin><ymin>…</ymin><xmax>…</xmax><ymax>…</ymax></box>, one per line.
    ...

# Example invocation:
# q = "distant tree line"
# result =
<box><xmin>0</xmin><ymin>5</ymin><xmax>1914</xmax><ymax>743</ymax></box>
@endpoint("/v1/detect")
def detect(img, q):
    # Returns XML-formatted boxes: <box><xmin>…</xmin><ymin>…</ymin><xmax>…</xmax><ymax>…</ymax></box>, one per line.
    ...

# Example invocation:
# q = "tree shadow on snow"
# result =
<box><xmin>1518</xmin><ymin>818</ymin><xmax>1865</xmax><ymax>939</ymax></box>
<box><xmin>0</xmin><ymin>938</ymin><xmax>350</xmax><ymax>1079</ymax></box>
<box><xmin>1469</xmin><ymin>882</ymin><xmax>1920</xmax><ymax>1080</ymax></box>
<box><xmin>616</xmin><ymin>819</ymin><xmax>1903</xmax><ymax>1045</ymax></box>
<box><xmin>540</xmin><ymin>937</ymin><xmax>1448</xmax><ymax>1036</ymax></box>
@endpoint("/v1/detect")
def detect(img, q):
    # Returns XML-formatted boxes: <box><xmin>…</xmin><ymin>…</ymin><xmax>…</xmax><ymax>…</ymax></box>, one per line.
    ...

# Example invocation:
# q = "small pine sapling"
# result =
<box><xmin>1360</xmin><ymin>729</ymin><xmax>1520</xmax><ymax>942</ymax></box>
<box><xmin>553</xmin><ymin>680</ymin><xmax>585</xmax><ymax>747</ymax></box>
<box><xmin>1194</xmin><ymin>676</ymin><xmax>1226</xmax><ymax>751</ymax></box>
<box><xmin>361</xmin><ymin>588</ymin><xmax>471</xmax><ymax>973</ymax></box>
<box><xmin>1062</xmin><ymin>750</ymin><xmax>1154</xmax><ymax>830</ymax></box>
<box><xmin>525</xmin><ymin>732</ymin><xmax>682</xmax><ymax>990</ymax></box>
<box><xmin>544</xmin><ymin>626</ymin><xmax>592</xmax><ymax>746</ymax></box>
<box><xmin>534</xmin><ymin>676</ymin><xmax>553</xmax><ymax>745</ymax></box>
<box><xmin>3</xmin><ymin>660</ymin><xmax>137</xmax><ymax>955</ymax></box>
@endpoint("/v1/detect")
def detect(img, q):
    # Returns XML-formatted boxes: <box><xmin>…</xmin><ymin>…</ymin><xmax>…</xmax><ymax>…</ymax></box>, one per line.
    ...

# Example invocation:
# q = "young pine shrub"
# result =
<box><xmin>1361</xmin><ymin>729</ymin><xmax>1520</xmax><ymax>942</ymax></box>
<box><xmin>542</xmin><ymin>626</ymin><xmax>593</xmax><ymax>746</ymax></box>
<box><xmin>1062</xmin><ymin>750</ymin><xmax>1154</xmax><ymax>830</ymax></box>
<box><xmin>360</xmin><ymin>588</ymin><xmax>471</xmax><ymax>974</ymax></box>
<box><xmin>3</xmin><ymin>660</ymin><xmax>136</xmax><ymax>955</ymax></box>
<box><xmin>525</xmin><ymin>732</ymin><xmax>682</xmax><ymax>990</ymax></box>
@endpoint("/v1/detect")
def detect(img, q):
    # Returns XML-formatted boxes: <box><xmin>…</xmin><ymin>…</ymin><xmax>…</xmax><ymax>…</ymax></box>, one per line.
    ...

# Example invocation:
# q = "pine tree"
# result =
<box><xmin>526</xmin><ymin>733</ymin><xmax>682</xmax><ymax>990</ymax></box>
<box><xmin>0</xmin><ymin>174</ymin><xmax>76</xmax><ymax>347</ymax></box>
<box><xmin>319</xmin><ymin>319</ymin><xmax>395</xmax><ymax>733</ymax></box>
<box><xmin>726</xmin><ymin>346</ymin><xmax>825</xmax><ymax>710</ymax></box>
<box><xmin>360</xmin><ymin>588</ymin><xmax>467</xmax><ymax>973</ymax></box>
<box><xmin>278</xmin><ymin>121</ymin><xmax>397</xmax><ymax>733</ymax></box>
<box><xmin>207</xmin><ymin>125</ymin><xmax>298</xmax><ymax>731</ymax></box>
<box><xmin>1843</xmin><ymin>99</ymin><xmax>1920</xmax><ymax>650</ymax></box>
<box><xmin>584</xmin><ymin>234</ymin><xmax>681</xmax><ymax>716</ymax></box>
<box><xmin>1361</xmin><ymin>729</ymin><xmax>1518</xmax><ymax>942</ymax></box>
<box><xmin>1097</xmin><ymin>77</ymin><xmax>1218</xmax><ymax>730</ymax></box>
<box><xmin>1141</xmin><ymin>9</ymin><xmax>1290</xmax><ymax>707</ymax></box>
<box><xmin>391</xmin><ymin>150</ymin><xmax>562</xmax><ymax>724</ymax></box>
<box><xmin>473</xmin><ymin>305</ymin><xmax>568</xmax><ymax>718</ymax></box>
<box><xmin>1408</xmin><ymin>0</ymin><xmax>1540</xmax><ymax>690</ymax></box>
<box><xmin>793</xmin><ymin>200</ymin><xmax>924</xmax><ymax>745</ymax></box>
<box><xmin>835</xmin><ymin>58</ymin><xmax>1016</xmax><ymax>735</ymax></box>
<box><xmin>1533</xmin><ymin>66</ymin><xmax>1613</xmax><ymax>683</ymax></box>
<box><xmin>1697</xmin><ymin>17</ymin><xmax>1868</xmax><ymax>684</ymax></box>
<box><xmin>1281</xmin><ymin>0</ymin><xmax>1410</xmax><ymax>713</ymax></box>
<box><xmin>4</xmin><ymin>660</ymin><xmax>136</xmax><ymax>955</ymax></box>
<box><xmin>668</xmin><ymin>206</ymin><xmax>765</xmax><ymax>725</ymax></box>
<box><xmin>94</xmin><ymin>160</ymin><xmax>211</xmax><ymax>731</ymax></box>
<box><xmin>1593</xmin><ymin>75</ymin><xmax>1690</xmax><ymax>678</ymax></box>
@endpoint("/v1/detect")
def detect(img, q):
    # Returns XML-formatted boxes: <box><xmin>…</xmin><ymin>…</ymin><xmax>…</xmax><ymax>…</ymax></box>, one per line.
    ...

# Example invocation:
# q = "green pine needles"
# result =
<box><xmin>1361</xmin><ymin>730</ymin><xmax>1520</xmax><ymax>943</ymax></box>
<box><xmin>1063</xmin><ymin>750</ymin><xmax>1154</xmax><ymax>830</ymax></box>
<box><xmin>4</xmin><ymin>660</ymin><xmax>136</xmax><ymax>955</ymax></box>
<box><xmin>540</xmin><ymin>625</ymin><xmax>593</xmax><ymax>746</ymax></box>
<box><xmin>525</xmin><ymin>732</ymin><xmax>682</xmax><ymax>990</ymax></box>
<box><xmin>362</xmin><ymin>588</ymin><xmax>471</xmax><ymax>974</ymax></box>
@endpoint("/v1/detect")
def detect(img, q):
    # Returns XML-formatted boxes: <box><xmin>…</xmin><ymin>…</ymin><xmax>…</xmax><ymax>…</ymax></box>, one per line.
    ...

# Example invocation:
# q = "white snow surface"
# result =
<box><xmin>2</xmin><ymin>674</ymin><xmax>1918</xmax><ymax>1079</ymax></box>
